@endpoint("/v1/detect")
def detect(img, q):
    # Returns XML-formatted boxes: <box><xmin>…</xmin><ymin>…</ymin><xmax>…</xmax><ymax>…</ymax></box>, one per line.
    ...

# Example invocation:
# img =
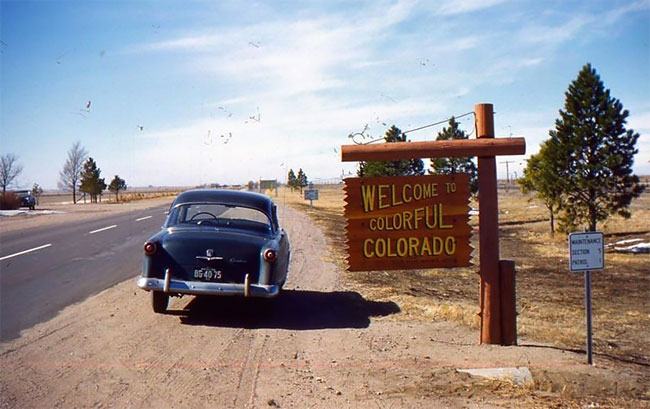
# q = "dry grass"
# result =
<box><xmin>109</xmin><ymin>191</ymin><xmax>180</xmax><ymax>203</ymax></box>
<box><xmin>277</xmin><ymin>184</ymin><xmax>650</xmax><ymax>369</ymax></box>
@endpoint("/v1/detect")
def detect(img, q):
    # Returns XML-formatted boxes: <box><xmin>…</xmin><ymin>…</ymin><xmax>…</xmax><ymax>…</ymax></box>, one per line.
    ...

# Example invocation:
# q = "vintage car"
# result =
<box><xmin>15</xmin><ymin>190</ymin><xmax>36</xmax><ymax>210</ymax></box>
<box><xmin>137</xmin><ymin>189</ymin><xmax>290</xmax><ymax>313</ymax></box>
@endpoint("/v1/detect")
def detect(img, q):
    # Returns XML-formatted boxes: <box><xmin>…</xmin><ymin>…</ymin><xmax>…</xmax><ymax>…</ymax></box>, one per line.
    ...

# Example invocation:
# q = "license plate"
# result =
<box><xmin>193</xmin><ymin>267</ymin><xmax>222</xmax><ymax>281</ymax></box>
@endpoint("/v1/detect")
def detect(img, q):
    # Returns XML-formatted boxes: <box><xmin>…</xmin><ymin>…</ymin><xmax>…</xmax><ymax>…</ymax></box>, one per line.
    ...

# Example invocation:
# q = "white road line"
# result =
<box><xmin>89</xmin><ymin>225</ymin><xmax>117</xmax><ymax>234</ymax></box>
<box><xmin>0</xmin><ymin>244</ymin><xmax>53</xmax><ymax>261</ymax></box>
<box><xmin>136</xmin><ymin>215</ymin><xmax>152</xmax><ymax>221</ymax></box>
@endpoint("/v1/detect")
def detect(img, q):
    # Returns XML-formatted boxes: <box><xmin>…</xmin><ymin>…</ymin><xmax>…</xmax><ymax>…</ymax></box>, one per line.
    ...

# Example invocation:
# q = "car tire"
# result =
<box><xmin>152</xmin><ymin>291</ymin><xmax>169</xmax><ymax>313</ymax></box>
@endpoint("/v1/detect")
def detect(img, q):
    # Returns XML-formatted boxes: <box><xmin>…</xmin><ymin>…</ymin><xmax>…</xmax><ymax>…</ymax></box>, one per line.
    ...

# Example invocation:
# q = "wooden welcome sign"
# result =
<box><xmin>344</xmin><ymin>174</ymin><xmax>472</xmax><ymax>271</ymax></box>
<box><xmin>342</xmin><ymin>104</ymin><xmax>526</xmax><ymax>345</ymax></box>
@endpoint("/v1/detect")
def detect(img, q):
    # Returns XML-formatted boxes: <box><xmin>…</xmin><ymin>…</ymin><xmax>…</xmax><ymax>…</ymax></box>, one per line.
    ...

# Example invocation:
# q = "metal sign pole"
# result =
<box><xmin>569</xmin><ymin>229</ymin><xmax>603</xmax><ymax>365</ymax></box>
<box><xmin>585</xmin><ymin>269</ymin><xmax>594</xmax><ymax>365</ymax></box>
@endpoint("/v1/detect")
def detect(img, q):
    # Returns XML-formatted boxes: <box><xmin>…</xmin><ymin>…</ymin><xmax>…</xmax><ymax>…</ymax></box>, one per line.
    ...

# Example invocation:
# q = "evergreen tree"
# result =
<box><xmin>357</xmin><ymin>126</ymin><xmax>424</xmax><ymax>177</ymax></box>
<box><xmin>428</xmin><ymin>117</ymin><xmax>478</xmax><ymax>194</ymax></box>
<box><xmin>518</xmin><ymin>140</ymin><xmax>563</xmax><ymax>235</ymax></box>
<box><xmin>539</xmin><ymin>63</ymin><xmax>645</xmax><ymax>232</ymax></box>
<box><xmin>108</xmin><ymin>175</ymin><xmax>127</xmax><ymax>202</ymax></box>
<box><xmin>287</xmin><ymin>169</ymin><xmax>297</xmax><ymax>192</ymax></box>
<box><xmin>80</xmin><ymin>157</ymin><xmax>106</xmax><ymax>203</ymax></box>
<box><xmin>296</xmin><ymin>168</ymin><xmax>308</xmax><ymax>192</ymax></box>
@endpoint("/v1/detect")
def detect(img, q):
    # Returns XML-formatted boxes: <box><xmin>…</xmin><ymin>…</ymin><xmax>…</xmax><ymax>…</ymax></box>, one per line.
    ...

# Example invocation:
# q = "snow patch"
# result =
<box><xmin>612</xmin><ymin>238</ymin><xmax>643</xmax><ymax>245</ymax></box>
<box><xmin>0</xmin><ymin>210</ymin><xmax>65</xmax><ymax>217</ymax></box>
<box><xmin>610</xmin><ymin>242</ymin><xmax>650</xmax><ymax>254</ymax></box>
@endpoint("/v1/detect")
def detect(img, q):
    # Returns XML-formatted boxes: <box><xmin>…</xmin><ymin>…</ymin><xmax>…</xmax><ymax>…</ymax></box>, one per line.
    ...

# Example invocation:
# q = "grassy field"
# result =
<box><xmin>277</xmin><ymin>183</ymin><xmax>650</xmax><ymax>368</ymax></box>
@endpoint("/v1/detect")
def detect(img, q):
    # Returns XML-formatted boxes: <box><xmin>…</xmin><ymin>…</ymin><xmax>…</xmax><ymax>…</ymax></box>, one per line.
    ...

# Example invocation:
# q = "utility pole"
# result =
<box><xmin>499</xmin><ymin>160</ymin><xmax>515</xmax><ymax>183</ymax></box>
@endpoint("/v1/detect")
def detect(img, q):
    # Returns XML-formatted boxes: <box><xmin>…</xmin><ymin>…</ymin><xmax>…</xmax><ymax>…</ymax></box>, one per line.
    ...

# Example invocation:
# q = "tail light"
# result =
<box><xmin>263</xmin><ymin>249</ymin><xmax>277</xmax><ymax>263</ymax></box>
<box><xmin>144</xmin><ymin>241</ymin><xmax>157</xmax><ymax>256</ymax></box>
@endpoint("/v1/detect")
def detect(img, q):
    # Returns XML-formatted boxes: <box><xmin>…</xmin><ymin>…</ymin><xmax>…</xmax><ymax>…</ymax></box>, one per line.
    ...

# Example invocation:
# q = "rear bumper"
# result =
<box><xmin>136</xmin><ymin>276</ymin><xmax>280</xmax><ymax>298</ymax></box>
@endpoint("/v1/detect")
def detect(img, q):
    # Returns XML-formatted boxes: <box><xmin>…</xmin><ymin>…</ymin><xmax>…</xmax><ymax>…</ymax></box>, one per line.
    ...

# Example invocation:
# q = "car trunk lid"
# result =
<box><xmin>162</xmin><ymin>228</ymin><xmax>268</xmax><ymax>283</ymax></box>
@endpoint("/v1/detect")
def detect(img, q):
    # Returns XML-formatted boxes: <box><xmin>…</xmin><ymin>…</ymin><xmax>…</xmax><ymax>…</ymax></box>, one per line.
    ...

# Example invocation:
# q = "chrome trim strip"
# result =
<box><xmin>137</xmin><ymin>277</ymin><xmax>280</xmax><ymax>298</ymax></box>
<box><xmin>196</xmin><ymin>256</ymin><xmax>224</xmax><ymax>261</ymax></box>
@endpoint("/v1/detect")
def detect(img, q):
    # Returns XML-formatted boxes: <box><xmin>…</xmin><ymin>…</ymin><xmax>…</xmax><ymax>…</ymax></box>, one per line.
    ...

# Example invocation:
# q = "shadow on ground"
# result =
<box><xmin>172</xmin><ymin>289</ymin><xmax>400</xmax><ymax>330</ymax></box>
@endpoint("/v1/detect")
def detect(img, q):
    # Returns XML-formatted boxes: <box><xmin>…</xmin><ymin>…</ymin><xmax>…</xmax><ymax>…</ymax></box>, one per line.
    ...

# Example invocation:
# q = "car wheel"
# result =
<box><xmin>152</xmin><ymin>291</ymin><xmax>169</xmax><ymax>313</ymax></box>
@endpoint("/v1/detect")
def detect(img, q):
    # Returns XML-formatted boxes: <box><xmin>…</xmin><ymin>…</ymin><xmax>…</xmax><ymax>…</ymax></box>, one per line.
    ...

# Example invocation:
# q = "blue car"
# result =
<box><xmin>15</xmin><ymin>190</ymin><xmax>36</xmax><ymax>210</ymax></box>
<box><xmin>137</xmin><ymin>189</ymin><xmax>291</xmax><ymax>313</ymax></box>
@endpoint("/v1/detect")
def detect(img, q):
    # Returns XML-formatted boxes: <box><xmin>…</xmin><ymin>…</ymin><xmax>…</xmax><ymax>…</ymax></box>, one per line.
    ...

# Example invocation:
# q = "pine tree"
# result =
<box><xmin>296</xmin><ymin>168</ymin><xmax>308</xmax><ymax>193</ymax></box>
<box><xmin>108</xmin><ymin>175</ymin><xmax>127</xmax><ymax>202</ymax></box>
<box><xmin>287</xmin><ymin>169</ymin><xmax>297</xmax><ymax>192</ymax></box>
<box><xmin>543</xmin><ymin>63</ymin><xmax>645</xmax><ymax>232</ymax></box>
<box><xmin>357</xmin><ymin>126</ymin><xmax>424</xmax><ymax>177</ymax></box>
<box><xmin>429</xmin><ymin>117</ymin><xmax>478</xmax><ymax>194</ymax></box>
<box><xmin>80</xmin><ymin>157</ymin><xmax>106</xmax><ymax>203</ymax></box>
<box><xmin>518</xmin><ymin>140</ymin><xmax>563</xmax><ymax>235</ymax></box>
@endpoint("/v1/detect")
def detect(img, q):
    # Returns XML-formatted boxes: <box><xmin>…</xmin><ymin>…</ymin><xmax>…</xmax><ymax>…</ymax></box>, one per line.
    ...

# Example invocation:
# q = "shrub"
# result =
<box><xmin>0</xmin><ymin>192</ymin><xmax>20</xmax><ymax>210</ymax></box>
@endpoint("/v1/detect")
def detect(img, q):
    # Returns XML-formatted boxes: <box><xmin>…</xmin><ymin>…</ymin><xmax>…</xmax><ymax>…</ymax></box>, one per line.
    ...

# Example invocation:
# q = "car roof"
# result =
<box><xmin>171</xmin><ymin>189</ymin><xmax>274</xmax><ymax>213</ymax></box>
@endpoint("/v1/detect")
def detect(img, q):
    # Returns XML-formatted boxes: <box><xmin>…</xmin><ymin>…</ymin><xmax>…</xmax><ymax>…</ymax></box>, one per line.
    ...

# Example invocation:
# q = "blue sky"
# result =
<box><xmin>1</xmin><ymin>0</ymin><xmax>649</xmax><ymax>189</ymax></box>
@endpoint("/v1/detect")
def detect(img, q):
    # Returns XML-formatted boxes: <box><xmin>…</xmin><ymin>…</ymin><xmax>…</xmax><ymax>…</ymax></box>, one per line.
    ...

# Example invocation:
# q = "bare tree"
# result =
<box><xmin>0</xmin><ymin>153</ymin><xmax>23</xmax><ymax>196</ymax></box>
<box><xmin>58</xmin><ymin>141</ymin><xmax>88</xmax><ymax>204</ymax></box>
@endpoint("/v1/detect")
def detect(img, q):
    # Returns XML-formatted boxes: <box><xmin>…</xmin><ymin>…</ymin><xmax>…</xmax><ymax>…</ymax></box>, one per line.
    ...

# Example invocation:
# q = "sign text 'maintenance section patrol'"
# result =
<box><xmin>344</xmin><ymin>174</ymin><xmax>472</xmax><ymax>272</ymax></box>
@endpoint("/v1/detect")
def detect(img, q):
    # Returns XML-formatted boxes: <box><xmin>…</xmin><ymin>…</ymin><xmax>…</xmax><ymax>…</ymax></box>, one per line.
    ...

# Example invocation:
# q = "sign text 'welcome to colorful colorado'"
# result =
<box><xmin>344</xmin><ymin>174</ymin><xmax>472</xmax><ymax>271</ymax></box>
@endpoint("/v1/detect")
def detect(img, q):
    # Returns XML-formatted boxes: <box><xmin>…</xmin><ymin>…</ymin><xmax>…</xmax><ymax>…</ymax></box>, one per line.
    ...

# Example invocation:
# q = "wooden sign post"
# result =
<box><xmin>341</xmin><ymin>103</ymin><xmax>525</xmax><ymax>345</ymax></box>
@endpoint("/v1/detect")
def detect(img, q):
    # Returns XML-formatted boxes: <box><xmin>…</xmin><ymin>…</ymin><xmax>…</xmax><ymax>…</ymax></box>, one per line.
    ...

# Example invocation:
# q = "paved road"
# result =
<box><xmin>0</xmin><ymin>204</ymin><xmax>170</xmax><ymax>342</ymax></box>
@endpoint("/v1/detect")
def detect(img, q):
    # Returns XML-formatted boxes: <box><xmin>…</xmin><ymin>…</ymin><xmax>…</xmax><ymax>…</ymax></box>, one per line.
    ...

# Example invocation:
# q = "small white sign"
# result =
<box><xmin>569</xmin><ymin>232</ymin><xmax>604</xmax><ymax>272</ymax></box>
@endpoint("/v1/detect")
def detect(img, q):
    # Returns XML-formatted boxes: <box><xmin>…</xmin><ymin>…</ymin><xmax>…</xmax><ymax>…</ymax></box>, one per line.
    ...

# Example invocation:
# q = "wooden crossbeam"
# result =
<box><xmin>341</xmin><ymin>137</ymin><xmax>525</xmax><ymax>162</ymax></box>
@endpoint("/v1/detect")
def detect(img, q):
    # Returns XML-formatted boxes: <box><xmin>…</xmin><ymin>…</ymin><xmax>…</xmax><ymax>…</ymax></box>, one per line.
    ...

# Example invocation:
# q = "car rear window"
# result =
<box><xmin>167</xmin><ymin>203</ymin><xmax>272</xmax><ymax>233</ymax></box>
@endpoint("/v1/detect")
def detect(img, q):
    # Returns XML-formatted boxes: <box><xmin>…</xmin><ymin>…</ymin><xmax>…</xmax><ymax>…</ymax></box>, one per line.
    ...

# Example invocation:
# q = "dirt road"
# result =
<box><xmin>1</xmin><ymin>204</ymin><xmax>646</xmax><ymax>408</ymax></box>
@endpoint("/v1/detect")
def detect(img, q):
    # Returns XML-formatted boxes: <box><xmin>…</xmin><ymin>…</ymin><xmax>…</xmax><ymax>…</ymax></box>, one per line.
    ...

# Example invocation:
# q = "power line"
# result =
<box><xmin>351</xmin><ymin>111</ymin><xmax>476</xmax><ymax>145</ymax></box>
<box><xmin>402</xmin><ymin>111</ymin><xmax>474</xmax><ymax>135</ymax></box>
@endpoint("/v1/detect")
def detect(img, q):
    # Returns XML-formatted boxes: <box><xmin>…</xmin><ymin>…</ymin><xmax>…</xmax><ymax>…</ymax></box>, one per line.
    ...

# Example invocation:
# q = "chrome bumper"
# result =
<box><xmin>136</xmin><ymin>276</ymin><xmax>280</xmax><ymax>298</ymax></box>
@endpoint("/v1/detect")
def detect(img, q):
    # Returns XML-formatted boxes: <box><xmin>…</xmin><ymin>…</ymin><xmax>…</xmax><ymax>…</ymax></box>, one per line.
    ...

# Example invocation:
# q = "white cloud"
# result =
<box><xmin>602</xmin><ymin>0</ymin><xmax>650</xmax><ymax>25</ymax></box>
<box><xmin>431</xmin><ymin>35</ymin><xmax>482</xmax><ymax>53</ymax></box>
<box><xmin>434</xmin><ymin>0</ymin><xmax>508</xmax><ymax>16</ymax></box>
<box><xmin>628</xmin><ymin>110</ymin><xmax>650</xmax><ymax>175</ymax></box>
<box><xmin>628</xmin><ymin>111</ymin><xmax>650</xmax><ymax>134</ymax></box>
<box><xmin>141</xmin><ymin>34</ymin><xmax>223</xmax><ymax>52</ymax></box>
<box><xmin>518</xmin><ymin>15</ymin><xmax>592</xmax><ymax>46</ymax></box>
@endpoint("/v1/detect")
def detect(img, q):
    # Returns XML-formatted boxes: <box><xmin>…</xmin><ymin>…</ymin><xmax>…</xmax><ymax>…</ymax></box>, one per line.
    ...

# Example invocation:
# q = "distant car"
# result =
<box><xmin>137</xmin><ymin>189</ymin><xmax>291</xmax><ymax>313</ymax></box>
<box><xmin>15</xmin><ymin>190</ymin><xmax>36</xmax><ymax>210</ymax></box>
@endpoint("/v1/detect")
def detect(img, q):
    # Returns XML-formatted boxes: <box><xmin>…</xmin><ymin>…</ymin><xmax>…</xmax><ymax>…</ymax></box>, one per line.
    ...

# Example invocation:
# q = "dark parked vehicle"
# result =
<box><xmin>15</xmin><ymin>190</ymin><xmax>36</xmax><ymax>210</ymax></box>
<box><xmin>137</xmin><ymin>189</ymin><xmax>291</xmax><ymax>313</ymax></box>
